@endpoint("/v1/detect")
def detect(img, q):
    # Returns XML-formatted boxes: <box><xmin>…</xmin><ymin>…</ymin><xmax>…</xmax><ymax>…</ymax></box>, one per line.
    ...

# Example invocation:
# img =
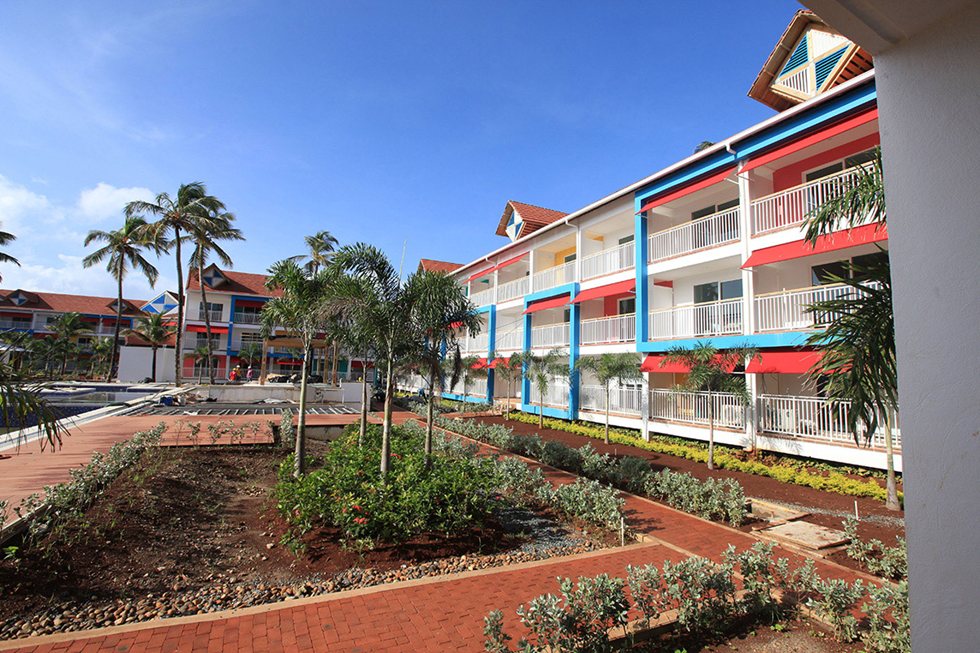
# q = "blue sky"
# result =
<box><xmin>0</xmin><ymin>0</ymin><xmax>800</xmax><ymax>299</ymax></box>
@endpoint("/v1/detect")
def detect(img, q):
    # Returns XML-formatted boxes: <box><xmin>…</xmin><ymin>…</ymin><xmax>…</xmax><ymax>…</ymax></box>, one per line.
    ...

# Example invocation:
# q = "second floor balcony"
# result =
<box><xmin>531</xmin><ymin>322</ymin><xmax>569</xmax><ymax>349</ymax></box>
<box><xmin>580</xmin><ymin>241</ymin><xmax>635</xmax><ymax>280</ymax></box>
<box><xmin>495</xmin><ymin>328</ymin><xmax>524</xmax><ymax>352</ymax></box>
<box><xmin>580</xmin><ymin>313</ymin><xmax>635</xmax><ymax>345</ymax></box>
<box><xmin>751</xmin><ymin>167</ymin><xmax>864</xmax><ymax>235</ymax></box>
<box><xmin>233</xmin><ymin>311</ymin><xmax>262</xmax><ymax>325</ymax></box>
<box><xmin>648</xmin><ymin>207</ymin><xmax>741</xmax><ymax>263</ymax></box>
<box><xmin>754</xmin><ymin>282</ymin><xmax>874</xmax><ymax>332</ymax></box>
<box><xmin>531</xmin><ymin>260</ymin><xmax>575</xmax><ymax>293</ymax></box>
<box><xmin>198</xmin><ymin>309</ymin><xmax>224</xmax><ymax>322</ymax></box>
<box><xmin>648</xmin><ymin>298</ymin><xmax>743</xmax><ymax>340</ymax></box>
<box><xmin>497</xmin><ymin>276</ymin><xmax>529</xmax><ymax>303</ymax></box>
<box><xmin>469</xmin><ymin>287</ymin><xmax>495</xmax><ymax>307</ymax></box>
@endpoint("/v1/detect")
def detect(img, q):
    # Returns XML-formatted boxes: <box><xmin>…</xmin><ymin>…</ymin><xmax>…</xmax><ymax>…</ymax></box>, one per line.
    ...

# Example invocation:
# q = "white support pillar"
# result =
<box><xmin>640</xmin><ymin>373</ymin><xmax>651</xmax><ymax>441</ymax></box>
<box><xmin>574</xmin><ymin>225</ymin><xmax>583</xmax><ymax>284</ymax></box>
<box><xmin>737</xmin><ymin>167</ymin><xmax>756</xmax><ymax>335</ymax></box>
<box><xmin>527</xmin><ymin>250</ymin><xmax>536</xmax><ymax>294</ymax></box>
<box><xmin>492</xmin><ymin>269</ymin><xmax>499</xmax><ymax>305</ymax></box>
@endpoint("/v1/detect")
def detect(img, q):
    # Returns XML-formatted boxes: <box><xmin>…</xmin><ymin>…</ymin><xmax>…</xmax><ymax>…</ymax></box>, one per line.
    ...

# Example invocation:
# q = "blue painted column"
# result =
<box><xmin>486</xmin><ymin>306</ymin><xmax>496</xmax><ymax>402</ymax></box>
<box><xmin>521</xmin><ymin>307</ymin><xmax>532</xmax><ymax>412</ymax></box>
<box><xmin>634</xmin><ymin>205</ymin><xmax>650</xmax><ymax>345</ymax></box>
<box><xmin>568</xmin><ymin>286</ymin><xmax>580</xmax><ymax>419</ymax></box>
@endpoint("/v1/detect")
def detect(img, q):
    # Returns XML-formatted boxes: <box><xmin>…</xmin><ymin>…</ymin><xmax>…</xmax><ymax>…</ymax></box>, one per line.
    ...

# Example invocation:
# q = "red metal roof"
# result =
<box><xmin>186</xmin><ymin>269</ymin><xmax>283</xmax><ymax>297</ymax></box>
<box><xmin>418</xmin><ymin>259</ymin><xmax>464</xmax><ymax>274</ymax></box>
<box><xmin>0</xmin><ymin>289</ymin><xmax>146</xmax><ymax>317</ymax></box>
<box><xmin>496</xmin><ymin>201</ymin><xmax>567</xmax><ymax>238</ymax></box>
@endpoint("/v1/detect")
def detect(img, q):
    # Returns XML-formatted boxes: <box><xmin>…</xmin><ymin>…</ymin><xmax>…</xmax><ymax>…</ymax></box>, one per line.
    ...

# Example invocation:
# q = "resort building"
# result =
<box><xmin>409</xmin><ymin>11</ymin><xmax>896</xmax><ymax>470</ymax></box>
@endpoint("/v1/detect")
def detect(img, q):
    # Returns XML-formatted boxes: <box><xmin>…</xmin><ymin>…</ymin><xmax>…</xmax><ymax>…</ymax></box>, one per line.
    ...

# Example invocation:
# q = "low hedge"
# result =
<box><xmin>503</xmin><ymin>411</ymin><xmax>897</xmax><ymax>503</ymax></box>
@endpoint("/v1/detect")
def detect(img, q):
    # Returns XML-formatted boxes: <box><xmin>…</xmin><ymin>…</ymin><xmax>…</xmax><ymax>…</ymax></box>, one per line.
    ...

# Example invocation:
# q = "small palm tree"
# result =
<box><xmin>82</xmin><ymin>216</ymin><xmax>159</xmax><ymax>381</ymax></box>
<box><xmin>128</xmin><ymin>314</ymin><xmax>176</xmax><ymax>382</ymax></box>
<box><xmin>126</xmin><ymin>182</ymin><xmax>225</xmax><ymax>386</ymax></box>
<box><xmin>0</xmin><ymin>361</ymin><xmax>68</xmax><ymax>449</ymax></box>
<box><xmin>516</xmin><ymin>349</ymin><xmax>568</xmax><ymax>428</ymax></box>
<box><xmin>0</xmin><ymin>229</ymin><xmax>20</xmax><ymax>281</ymax></box>
<box><xmin>90</xmin><ymin>337</ymin><xmax>114</xmax><ymax>379</ymax></box>
<box><xmin>188</xmin><ymin>210</ymin><xmax>244</xmax><ymax>384</ymax></box>
<box><xmin>662</xmin><ymin>342</ymin><xmax>756</xmax><ymax>470</ymax></box>
<box><xmin>192</xmin><ymin>345</ymin><xmax>212</xmax><ymax>383</ymax></box>
<box><xmin>575</xmin><ymin>353</ymin><xmax>642</xmax><ymax>444</ymax></box>
<box><xmin>492</xmin><ymin>353</ymin><xmax>524</xmax><ymax>420</ymax></box>
<box><xmin>51</xmin><ymin>312</ymin><xmax>91</xmax><ymax>376</ymax></box>
<box><xmin>459</xmin><ymin>354</ymin><xmax>481</xmax><ymax>406</ymax></box>
<box><xmin>238</xmin><ymin>342</ymin><xmax>263</xmax><ymax>369</ymax></box>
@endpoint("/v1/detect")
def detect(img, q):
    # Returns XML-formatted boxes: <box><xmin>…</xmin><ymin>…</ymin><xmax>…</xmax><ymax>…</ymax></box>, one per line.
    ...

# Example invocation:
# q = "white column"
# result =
<box><xmin>640</xmin><ymin>373</ymin><xmax>651</xmax><ymax>441</ymax></box>
<box><xmin>527</xmin><ymin>250</ymin><xmax>536</xmax><ymax>294</ymax></box>
<box><xmin>492</xmin><ymin>269</ymin><xmax>499</xmax><ymax>305</ymax></box>
<box><xmin>574</xmin><ymin>225</ymin><xmax>583</xmax><ymax>283</ymax></box>
<box><xmin>738</xmin><ymin>168</ymin><xmax>756</xmax><ymax>335</ymax></box>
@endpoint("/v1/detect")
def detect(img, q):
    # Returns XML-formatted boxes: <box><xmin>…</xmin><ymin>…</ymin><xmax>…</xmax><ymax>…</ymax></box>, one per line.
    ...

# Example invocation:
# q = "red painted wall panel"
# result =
<box><xmin>772</xmin><ymin>133</ymin><xmax>880</xmax><ymax>192</ymax></box>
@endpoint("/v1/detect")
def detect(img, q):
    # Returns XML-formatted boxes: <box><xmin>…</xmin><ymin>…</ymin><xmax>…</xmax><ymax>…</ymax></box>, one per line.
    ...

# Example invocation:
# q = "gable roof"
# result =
<box><xmin>748</xmin><ymin>10</ymin><xmax>872</xmax><ymax>111</ymax></box>
<box><xmin>418</xmin><ymin>259</ymin><xmax>463</xmax><ymax>274</ymax></box>
<box><xmin>186</xmin><ymin>268</ymin><xmax>282</xmax><ymax>298</ymax></box>
<box><xmin>0</xmin><ymin>289</ymin><xmax>147</xmax><ymax>317</ymax></box>
<box><xmin>495</xmin><ymin>200</ymin><xmax>567</xmax><ymax>239</ymax></box>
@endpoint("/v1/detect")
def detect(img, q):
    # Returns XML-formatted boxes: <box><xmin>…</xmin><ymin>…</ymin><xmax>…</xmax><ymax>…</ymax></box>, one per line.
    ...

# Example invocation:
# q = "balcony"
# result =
<box><xmin>754</xmin><ymin>283</ymin><xmax>875</xmax><ymax>332</ymax></box>
<box><xmin>182</xmin><ymin>365</ymin><xmax>228</xmax><ymax>381</ymax></box>
<box><xmin>446</xmin><ymin>376</ymin><xmax>488</xmax><ymax>399</ymax></box>
<box><xmin>184</xmin><ymin>338</ymin><xmax>223</xmax><ymax>352</ymax></box>
<box><xmin>580</xmin><ymin>385</ymin><xmax>643</xmax><ymax>416</ymax></box>
<box><xmin>0</xmin><ymin>320</ymin><xmax>34</xmax><ymax>330</ymax></box>
<box><xmin>495</xmin><ymin>329</ymin><xmax>524</xmax><ymax>352</ymax></box>
<box><xmin>197</xmin><ymin>309</ymin><xmax>224</xmax><ymax>322</ymax></box>
<box><xmin>580</xmin><ymin>313</ymin><xmax>636</xmax><ymax>345</ymax></box>
<box><xmin>497</xmin><ymin>276</ymin><xmax>529</xmax><ymax>303</ymax></box>
<box><xmin>464</xmin><ymin>333</ymin><xmax>490</xmax><ymax>353</ymax></box>
<box><xmin>649</xmin><ymin>389</ymin><xmax>745</xmax><ymax>429</ymax></box>
<box><xmin>580</xmin><ymin>241</ymin><xmax>635</xmax><ymax>280</ymax></box>
<box><xmin>751</xmin><ymin>167</ymin><xmax>864</xmax><ymax>234</ymax></box>
<box><xmin>233</xmin><ymin>311</ymin><xmax>262</xmax><ymax>325</ymax></box>
<box><xmin>758</xmin><ymin>394</ymin><xmax>900</xmax><ymax>450</ymax></box>
<box><xmin>648</xmin><ymin>207</ymin><xmax>741</xmax><ymax>263</ymax></box>
<box><xmin>230</xmin><ymin>339</ymin><xmax>264</xmax><ymax>352</ymax></box>
<box><xmin>648</xmin><ymin>299</ymin><xmax>743</xmax><ymax>340</ymax></box>
<box><xmin>528</xmin><ymin>379</ymin><xmax>569</xmax><ymax>408</ymax></box>
<box><xmin>531</xmin><ymin>260</ymin><xmax>575</xmax><ymax>292</ymax></box>
<box><xmin>469</xmin><ymin>287</ymin><xmax>494</xmax><ymax>307</ymax></box>
<box><xmin>531</xmin><ymin>323</ymin><xmax>569</xmax><ymax>349</ymax></box>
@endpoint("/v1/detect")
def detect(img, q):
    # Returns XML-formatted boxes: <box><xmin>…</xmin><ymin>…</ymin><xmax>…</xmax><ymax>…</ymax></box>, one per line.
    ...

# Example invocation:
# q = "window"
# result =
<box><xmin>563</xmin><ymin>253</ymin><xmax>577</xmax><ymax>263</ymax></box>
<box><xmin>805</xmin><ymin>148</ymin><xmax>876</xmax><ymax>183</ymax></box>
<box><xmin>811</xmin><ymin>261</ymin><xmax>850</xmax><ymax>286</ymax></box>
<box><xmin>618</xmin><ymin>235</ymin><xmax>634</xmax><ymax>245</ymax></box>
<box><xmin>563</xmin><ymin>308</ymin><xmax>571</xmax><ymax>323</ymax></box>
<box><xmin>618</xmin><ymin>298</ymin><xmax>636</xmax><ymax>315</ymax></box>
<box><xmin>691</xmin><ymin>198</ymin><xmax>738</xmax><ymax>221</ymax></box>
<box><xmin>239</xmin><ymin>332</ymin><xmax>263</xmax><ymax>345</ymax></box>
<box><xmin>694</xmin><ymin>279</ymin><xmax>742</xmax><ymax>304</ymax></box>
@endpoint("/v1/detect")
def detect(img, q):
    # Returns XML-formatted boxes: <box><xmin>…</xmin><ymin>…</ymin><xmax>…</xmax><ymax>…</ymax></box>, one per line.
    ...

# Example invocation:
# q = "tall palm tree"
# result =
<box><xmin>127</xmin><ymin>313</ymin><xmax>176</xmax><ymax>382</ymax></box>
<box><xmin>575</xmin><ymin>353</ymin><xmax>642</xmax><ymax>444</ymax></box>
<box><xmin>90</xmin><ymin>337</ymin><xmax>114</xmax><ymax>379</ymax></box>
<box><xmin>50</xmin><ymin>312</ymin><xmax>91</xmax><ymax>376</ymax></box>
<box><xmin>187</xmin><ymin>210</ymin><xmax>244</xmax><ymax>384</ymax></box>
<box><xmin>294</xmin><ymin>231</ymin><xmax>340</xmax><ymax>382</ymax></box>
<box><xmin>82</xmin><ymin>216</ymin><xmax>159</xmax><ymax>382</ymax></box>
<box><xmin>802</xmin><ymin>148</ymin><xmax>900</xmax><ymax>510</ymax></box>
<box><xmin>662</xmin><ymin>342</ymin><xmax>755</xmax><ymax>470</ymax></box>
<box><xmin>28</xmin><ymin>337</ymin><xmax>59</xmax><ymax>379</ymax></box>
<box><xmin>191</xmin><ymin>345</ymin><xmax>212</xmax><ymax>383</ymax></box>
<box><xmin>125</xmin><ymin>182</ymin><xmax>225</xmax><ymax>386</ymax></box>
<box><xmin>0</xmin><ymin>229</ymin><xmax>20</xmax><ymax>281</ymax></box>
<box><xmin>401</xmin><ymin>268</ymin><xmax>479</xmax><ymax>459</ymax></box>
<box><xmin>261</xmin><ymin>259</ymin><xmax>332</xmax><ymax>478</ymax></box>
<box><xmin>238</xmin><ymin>342</ymin><xmax>263</xmax><ymax>369</ymax></box>
<box><xmin>516</xmin><ymin>349</ymin><xmax>567</xmax><ymax>429</ymax></box>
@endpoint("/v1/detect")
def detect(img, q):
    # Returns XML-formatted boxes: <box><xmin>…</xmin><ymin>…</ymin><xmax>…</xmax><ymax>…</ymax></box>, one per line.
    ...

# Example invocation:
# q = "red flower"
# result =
<box><xmin>354</xmin><ymin>517</ymin><xmax>368</xmax><ymax>525</ymax></box>
<box><xmin>352</xmin><ymin>504</ymin><xmax>362</xmax><ymax>512</ymax></box>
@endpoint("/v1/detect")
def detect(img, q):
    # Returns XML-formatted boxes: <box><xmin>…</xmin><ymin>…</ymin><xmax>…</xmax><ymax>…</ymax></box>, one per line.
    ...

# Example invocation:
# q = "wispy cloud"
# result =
<box><xmin>77</xmin><ymin>182</ymin><xmax>154</xmax><ymax>221</ymax></box>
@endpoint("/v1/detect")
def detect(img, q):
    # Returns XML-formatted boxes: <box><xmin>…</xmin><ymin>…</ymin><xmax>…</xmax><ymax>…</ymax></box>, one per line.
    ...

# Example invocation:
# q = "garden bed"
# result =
<box><xmin>469</xmin><ymin>415</ymin><xmax>904</xmax><ymax>546</ymax></box>
<box><xmin>0</xmin><ymin>441</ymin><xmax>613</xmax><ymax>640</ymax></box>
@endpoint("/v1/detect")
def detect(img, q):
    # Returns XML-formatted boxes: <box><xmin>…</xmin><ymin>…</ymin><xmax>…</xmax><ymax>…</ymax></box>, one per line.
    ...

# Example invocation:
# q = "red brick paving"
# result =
<box><xmin>0</xmin><ymin>415</ymin><xmax>875</xmax><ymax>653</ymax></box>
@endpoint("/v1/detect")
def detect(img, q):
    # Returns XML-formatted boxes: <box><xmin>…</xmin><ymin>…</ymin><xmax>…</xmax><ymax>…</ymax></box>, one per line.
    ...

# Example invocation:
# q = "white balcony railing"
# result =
<box><xmin>581</xmin><ymin>241</ymin><xmax>635</xmax><ymax>280</ymax></box>
<box><xmin>649</xmin><ymin>389</ymin><xmax>745</xmax><ymax>429</ymax></box>
<box><xmin>648</xmin><ymin>299</ymin><xmax>743</xmax><ymax>340</ymax></box>
<box><xmin>580</xmin><ymin>313</ymin><xmax>636</xmax><ymax>345</ymax></box>
<box><xmin>446</xmin><ymin>375</ymin><xmax>488</xmax><ymax>399</ymax></box>
<box><xmin>754</xmin><ymin>283</ymin><xmax>877</xmax><ymax>332</ymax></box>
<box><xmin>528</xmin><ymin>379</ymin><xmax>569</xmax><ymax>408</ymax></box>
<box><xmin>233</xmin><ymin>312</ymin><xmax>262</xmax><ymax>324</ymax></box>
<box><xmin>0</xmin><ymin>320</ymin><xmax>34</xmax><ymax>330</ymax></box>
<box><xmin>231</xmin><ymin>340</ymin><xmax>264</xmax><ymax>352</ymax></box>
<box><xmin>497</xmin><ymin>276</ymin><xmax>529</xmax><ymax>303</ymax></box>
<box><xmin>496</xmin><ymin>329</ymin><xmax>524</xmax><ymax>351</ymax></box>
<box><xmin>531</xmin><ymin>260</ymin><xmax>576</xmax><ymax>292</ymax></box>
<box><xmin>182</xmin><ymin>365</ymin><xmax>229</xmax><ymax>381</ymax></box>
<box><xmin>469</xmin><ymin>287</ymin><xmax>495</xmax><ymax>307</ymax></box>
<box><xmin>465</xmin><ymin>333</ymin><xmax>490</xmax><ymax>353</ymax></box>
<box><xmin>648</xmin><ymin>207</ymin><xmax>740</xmax><ymax>262</ymax></box>
<box><xmin>531</xmin><ymin>323</ymin><xmax>570</xmax><ymax>348</ymax></box>
<box><xmin>580</xmin><ymin>384</ymin><xmax>643</xmax><ymax>416</ymax></box>
<box><xmin>758</xmin><ymin>394</ymin><xmax>901</xmax><ymax>450</ymax></box>
<box><xmin>751</xmin><ymin>167</ymin><xmax>864</xmax><ymax>234</ymax></box>
<box><xmin>197</xmin><ymin>309</ymin><xmax>224</xmax><ymax>322</ymax></box>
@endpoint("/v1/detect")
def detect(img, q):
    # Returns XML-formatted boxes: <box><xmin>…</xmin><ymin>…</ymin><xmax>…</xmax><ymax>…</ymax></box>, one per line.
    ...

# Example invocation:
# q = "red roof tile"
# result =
<box><xmin>418</xmin><ymin>259</ymin><xmax>463</xmax><ymax>274</ymax></box>
<box><xmin>496</xmin><ymin>200</ymin><xmax>567</xmax><ymax>239</ymax></box>
<box><xmin>186</xmin><ymin>269</ymin><xmax>282</xmax><ymax>297</ymax></box>
<box><xmin>0</xmin><ymin>289</ymin><xmax>146</xmax><ymax>317</ymax></box>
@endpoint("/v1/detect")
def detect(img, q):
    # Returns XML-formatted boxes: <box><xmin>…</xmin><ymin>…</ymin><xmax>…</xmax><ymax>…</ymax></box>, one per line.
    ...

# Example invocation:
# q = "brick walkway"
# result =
<box><xmin>0</xmin><ymin>416</ymin><xmax>875</xmax><ymax>653</ymax></box>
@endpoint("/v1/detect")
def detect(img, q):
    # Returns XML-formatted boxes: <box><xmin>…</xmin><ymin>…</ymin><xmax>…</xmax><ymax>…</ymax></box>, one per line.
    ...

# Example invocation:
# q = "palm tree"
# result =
<box><xmin>50</xmin><ymin>312</ymin><xmax>91</xmax><ymax>376</ymax></box>
<box><xmin>90</xmin><ymin>337</ymin><xmax>114</xmax><ymax>379</ymax></box>
<box><xmin>28</xmin><ymin>337</ymin><xmax>59</xmax><ymax>379</ymax></box>
<box><xmin>575</xmin><ymin>353</ymin><xmax>642</xmax><ymax>444</ymax></box>
<box><xmin>0</xmin><ymin>229</ymin><xmax>20</xmax><ymax>281</ymax></box>
<box><xmin>238</xmin><ymin>342</ymin><xmax>263</xmax><ymax>369</ymax></box>
<box><xmin>125</xmin><ymin>182</ymin><xmax>225</xmax><ymax>386</ymax></box>
<box><xmin>0</xmin><ymin>330</ymin><xmax>33</xmax><ymax>371</ymax></box>
<box><xmin>459</xmin><ymin>355</ymin><xmax>482</xmax><ymax>406</ymax></box>
<box><xmin>261</xmin><ymin>259</ymin><xmax>332</xmax><ymax>478</ymax></box>
<box><xmin>82</xmin><ymin>216</ymin><xmax>159</xmax><ymax>382</ymax></box>
<box><xmin>402</xmin><ymin>269</ymin><xmax>479</xmax><ymax>459</ymax></box>
<box><xmin>187</xmin><ymin>210</ymin><xmax>244</xmax><ymax>384</ymax></box>
<box><xmin>661</xmin><ymin>342</ymin><xmax>755</xmax><ymax>470</ymax></box>
<box><xmin>493</xmin><ymin>353</ymin><xmax>524</xmax><ymax>420</ymax></box>
<box><xmin>191</xmin><ymin>345</ymin><xmax>213</xmax><ymax>383</ymax></box>
<box><xmin>128</xmin><ymin>313</ymin><xmax>176</xmax><ymax>382</ymax></box>
<box><xmin>516</xmin><ymin>349</ymin><xmax>568</xmax><ymax>428</ymax></box>
<box><xmin>294</xmin><ymin>231</ymin><xmax>340</xmax><ymax>381</ymax></box>
<box><xmin>802</xmin><ymin>148</ymin><xmax>899</xmax><ymax>510</ymax></box>
<box><xmin>0</xmin><ymin>361</ymin><xmax>69</xmax><ymax>450</ymax></box>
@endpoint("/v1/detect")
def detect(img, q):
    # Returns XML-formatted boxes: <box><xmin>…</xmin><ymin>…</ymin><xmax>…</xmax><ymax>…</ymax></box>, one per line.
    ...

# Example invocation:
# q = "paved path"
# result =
<box><xmin>0</xmin><ymin>417</ymin><xmax>875</xmax><ymax>653</ymax></box>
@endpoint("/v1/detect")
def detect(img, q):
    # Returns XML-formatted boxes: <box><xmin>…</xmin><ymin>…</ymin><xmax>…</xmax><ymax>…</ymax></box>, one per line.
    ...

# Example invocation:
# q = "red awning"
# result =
<box><xmin>571</xmin><ymin>279</ymin><xmax>636</xmax><ymax>304</ymax></box>
<box><xmin>640</xmin><ymin>354</ymin><xmax>737</xmax><ymax>374</ymax></box>
<box><xmin>468</xmin><ymin>267</ymin><xmax>494</xmax><ymax>282</ymax></box>
<box><xmin>742</xmin><ymin>223</ymin><xmax>887</xmax><ymax>269</ymax></box>
<box><xmin>743</xmin><ymin>109</ymin><xmax>879</xmax><ymax>173</ymax></box>
<box><xmin>187</xmin><ymin>325</ymin><xmax>228</xmax><ymax>334</ymax></box>
<box><xmin>638</xmin><ymin>167</ymin><xmax>736</xmax><ymax>214</ymax></box>
<box><xmin>351</xmin><ymin>360</ymin><xmax>374</xmax><ymax>369</ymax></box>
<box><xmin>235</xmin><ymin>299</ymin><xmax>265</xmax><ymax>309</ymax></box>
<box><xmin>448</xmin><ymin>321</ymin><xmax>463</xmax><ymax>329</ymax></box>
<box><xmin>523</xmin><ymin>294</ymin><xmax>571</xmax><ymax>314</ymax></box>
<box><xmin>746</xmin><ymin>350</ymin><xmax>824</xmax><ymax>374</ymax></box>
<box><xmin>467</xmin><ymin>252</ymin><xmax>529</xmax><ymax>282</ymax></box>
<box><xmin>471</xmin><ymin>358</ymin><xmax>489</xmax><ymax>369</ymax></box>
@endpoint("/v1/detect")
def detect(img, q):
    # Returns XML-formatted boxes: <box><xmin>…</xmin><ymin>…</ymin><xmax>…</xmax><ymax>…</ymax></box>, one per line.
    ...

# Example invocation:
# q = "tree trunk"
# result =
<box><xmin>604</xmin><ymin>385</ymin><xmax>611</xmax><ymax>445</ymax></box>
<box><xmin>358</xmin><ymin>354</ymin><xmax>368</xmax><ymax>447</ymax></box>
<box><xmin>504</xmin><ymin>377</ymin><xmax>511</xmax><ymax>421</ymax></box>
<box><xmin>380</xmin><ymin>363</ymin><xmax>394</xmax><ymax>477</ymax></box>
<box><xmin>108</xmin><ymin>275</ymin><xmax>123</xmax><ymax>382</ymax></box>
<box><xmin>151</xmin><ymin>345</ymin><xmax>158</xmax><ymax>382</ymax></box>
<box><xmin>294</xmin><ymin>344</ymin><xmax>310</xmax><ymax>479</ymax></box>
<box><xmin>331</xmin><ymin>341</ymin><xmax>339</xmax><ymax>385</ymax></box>
<box><xmin>884</xmin><ymin>409</ymin><xmax>901</xmax><ymax>511</ymax></box>
<box><xmin>174</xmin><ymin>231</ymin><xmax>184</xmax><ymax>387</ymax></box>
<box><xmin>707</xmin><ymin>394</ymin><xmax>715</xmax><ymax>471</ymax></box>
<box><xmin>425</xmin><ymin>367</ymin><xmax>436</xmax><ymax>461</ymax></box>
<box><xmin>199</xmin><ymin>255</ymin><xmax>216</xmax><ymax>385</ymax></box>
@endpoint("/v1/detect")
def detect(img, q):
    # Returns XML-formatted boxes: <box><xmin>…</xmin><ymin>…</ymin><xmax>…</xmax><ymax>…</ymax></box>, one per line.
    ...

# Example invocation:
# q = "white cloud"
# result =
<box><xmin>2</xmin><ymin>254</ymin><xmax>174</xmax><ymax>301</ymax></box>
<box><xmin>0</xmin><ymin>174</ymin><xmax>56</xmax><ymax>235</ymax></box>
<box><xmin>77</xmin><ymin>182</ymin><xmax>154</xmax><ymax>221</ymax></box>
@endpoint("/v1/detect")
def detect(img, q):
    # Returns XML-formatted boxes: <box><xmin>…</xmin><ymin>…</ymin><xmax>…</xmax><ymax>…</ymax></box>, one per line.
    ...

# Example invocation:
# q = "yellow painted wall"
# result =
<box><xmin>553</xmin><ymin>246</ymin><xmax>577</xmax><ymax>266</ymax></box>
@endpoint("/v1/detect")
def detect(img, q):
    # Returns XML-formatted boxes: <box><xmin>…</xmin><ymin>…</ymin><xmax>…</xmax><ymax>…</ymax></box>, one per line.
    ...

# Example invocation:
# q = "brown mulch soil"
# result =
<box><xmin>468</xmin><ymin>415</ymin><xmax>904</xmax><ymax>546</ymax></box>
<box><xmin>0</xmin><ymin>442</ymin><xmax>533</xmax><ymax>624</ymax></box>
<box><xmin>655</xmin><ymin>616</ymin><xmax>864</xmax><ymax>652</ymax></box>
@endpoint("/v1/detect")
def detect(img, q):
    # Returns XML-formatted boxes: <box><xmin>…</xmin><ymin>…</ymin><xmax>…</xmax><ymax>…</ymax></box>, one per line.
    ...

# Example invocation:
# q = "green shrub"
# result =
<box><xmin>644</xmin><ymin>469</ymin><xmax>747</xmax><ymax>526</ymax></box>
<box><xmin>808</xmin><ymin>578</ymin><xmax>865</xmax><ymax>642</ymax></box>
<box><xmin>862</xmin><ymin>581</ymin><xmax>910</xmax><ymax>653</ymax></box>
<box><xmin>549</xmin><ymin>478</ymin><xmax>625</xmax><ymax>530</ymax></box>
<box><xmin>842</xmin><ymin>518</ymin><xmax>908</xmax><ymax>580</ymax></box>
